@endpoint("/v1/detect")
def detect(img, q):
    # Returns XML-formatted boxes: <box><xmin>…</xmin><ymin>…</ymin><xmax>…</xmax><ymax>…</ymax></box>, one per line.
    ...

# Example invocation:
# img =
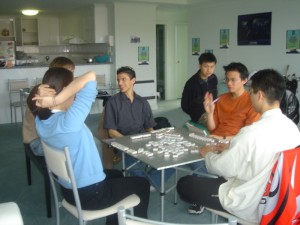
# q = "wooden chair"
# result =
<box><xmin>41</xmin><ymin>141</ymin><xmax>140</xmax><ymax>225</ymax></box>
<box><xmin>24</xmin><ymin>143</ymin><xmax>52</xmax><ymax>218</ymax></box>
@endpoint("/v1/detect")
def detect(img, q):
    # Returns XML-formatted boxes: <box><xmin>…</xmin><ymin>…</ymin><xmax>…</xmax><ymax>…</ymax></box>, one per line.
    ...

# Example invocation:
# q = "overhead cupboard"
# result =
<box><xmin>15</xmin><ymin>16</ymin><xmax>59</xmax><ymax>46</ymax></box>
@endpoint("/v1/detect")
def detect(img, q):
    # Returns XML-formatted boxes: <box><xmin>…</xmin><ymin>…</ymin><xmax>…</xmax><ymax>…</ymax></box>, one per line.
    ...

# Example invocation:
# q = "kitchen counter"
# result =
<box><xmin>0</xmin><ymin>61</ymin><xmax>113</xmax><ymax>69</ymax></box>
<box><xmin>0</xmin><ymin>63</ymin><xmax>114</xmax><ymax>124</ymax></box>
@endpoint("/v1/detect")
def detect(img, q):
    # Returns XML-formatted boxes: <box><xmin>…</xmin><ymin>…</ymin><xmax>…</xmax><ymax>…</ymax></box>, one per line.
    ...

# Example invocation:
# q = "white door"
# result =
<box><xmin>175</xmin><ymin>23</ymin><xmax>188</xmax><ymax>99</ymax></box>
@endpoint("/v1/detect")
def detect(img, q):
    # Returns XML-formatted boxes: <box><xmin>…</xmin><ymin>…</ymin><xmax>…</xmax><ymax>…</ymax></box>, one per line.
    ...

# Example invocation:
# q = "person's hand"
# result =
<box><xmin>209</xmin><ymin>134</ymin><xmax>223</xmax><ymax>140</ymax></box>
<box><xmin>203</xmin><ymin>92</ymin><xmax>215</xmax><ymax>114</ymax></box>
<box><xmin>37</xmin><ymin>84</ymin><xmax>56</xmax><ymax>97</ymax></box>
<box><xmin>199</xmin><ymin>145</ymin><xmax>216</xmax><ymax>157</ymax></box>
<box><xmin>199</xmin><ymin>143</ymin><xmax>228</xmax><ymax>156</ymax></box>
<box><xmin>32</xmin><ymin>95</ymin><xmax>56</xmax><ymax>108</ymax></box>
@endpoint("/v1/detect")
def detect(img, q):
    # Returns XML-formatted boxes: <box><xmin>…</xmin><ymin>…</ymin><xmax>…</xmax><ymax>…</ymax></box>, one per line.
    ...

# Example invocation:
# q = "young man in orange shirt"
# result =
<box><xmin>188</xmin><ymin>62</ymin><xmax>260</xmax><ymax>214</ymax></box>
<box><xmin>205</xmin><ymin>62</ymin><xmax>260</xmax><ymax>140</ymax></box>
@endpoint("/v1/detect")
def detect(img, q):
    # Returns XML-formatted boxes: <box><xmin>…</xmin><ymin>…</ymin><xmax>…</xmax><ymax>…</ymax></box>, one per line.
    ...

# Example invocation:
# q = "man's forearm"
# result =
<box><xmin>108</xmin><ymin>129</ymin><xmax>123</xmax><ymax>138</ymax></box>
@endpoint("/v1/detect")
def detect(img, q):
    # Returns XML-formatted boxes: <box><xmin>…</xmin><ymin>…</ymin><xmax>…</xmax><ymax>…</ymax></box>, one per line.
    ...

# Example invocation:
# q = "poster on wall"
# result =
<box><xmin>205</xmin><ymin>49</ymin><xmax>213</xmax><ymax>53</ymax></box>
<box><xmin>237</xmin><ymin>12</ymin><xmax>272</xmax><ymax>45</ymax></box>
<box><xmin>286</xmin><ymin>30</ymin><xmax>300</xmax><ymax>54</ymax></box>
<box><xmin>138</xmin><ymin>46</ymin><xmax>149</xmax><ymax>65</ymax></box>
<box><xmin>220</xmin><ymin>29</ymin><xmax>229</xmax><ymax>48</ymax></box>
<box><xmin>192</xmin><ymin>38</ymin><xmax>200</xmax><ymax>55</ymax></box>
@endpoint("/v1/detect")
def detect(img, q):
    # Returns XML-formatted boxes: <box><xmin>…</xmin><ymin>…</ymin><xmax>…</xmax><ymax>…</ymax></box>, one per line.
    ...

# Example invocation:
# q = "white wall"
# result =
<box><xmin>187</xmin><ymin>0</ymin><xmax>300</xmax><ymax>80</ymax></box>
<box><xmin>114</xmin><ymin>2</ymin><xmax>158</xmax><ymax>109</ymax></box>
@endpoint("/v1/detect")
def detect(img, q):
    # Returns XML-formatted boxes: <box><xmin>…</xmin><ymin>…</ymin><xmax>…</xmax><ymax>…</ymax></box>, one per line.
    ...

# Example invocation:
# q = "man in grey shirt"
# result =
<box><xmin>104</xmin><ymin>66</ymin><xmax>174</xmax><ymax>190</ymax></box>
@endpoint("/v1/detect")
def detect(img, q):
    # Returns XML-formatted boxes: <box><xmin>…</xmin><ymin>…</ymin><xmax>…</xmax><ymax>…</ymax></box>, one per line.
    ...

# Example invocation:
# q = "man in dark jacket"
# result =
<box><xmin>181</xmin><ymin>53</ymin><xmax>218</xmax><ymax>124</ymax></box>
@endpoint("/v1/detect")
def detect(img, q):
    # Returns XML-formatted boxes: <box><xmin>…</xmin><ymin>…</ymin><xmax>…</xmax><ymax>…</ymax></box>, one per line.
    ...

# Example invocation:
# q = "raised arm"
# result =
<box><xmin>33</xmin><ymin>71</ymin><xmax>96</xmax><ymax>108</ymax></box>
<box><xmin>204</xmin><ymin>92</ymin><xmax>216</xmax><ymax>131</ymax></box>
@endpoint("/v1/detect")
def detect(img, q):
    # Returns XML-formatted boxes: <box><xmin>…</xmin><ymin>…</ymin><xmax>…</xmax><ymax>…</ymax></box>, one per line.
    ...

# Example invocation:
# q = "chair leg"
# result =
<box><xmin>14</xmin><ymin>107</ymin><xmax>17</xmax><ymax>123</ymax></box>
<box><xmin>174</xmin><ymin>169</ymin><xmax>178</xmax><ymax>205</ymax></box>
<box><xmin>44</xmin><ymin>172</ymin><xmax>52</xmax><ymax>218</ymax></box>
<box><xmin>211</xmin><ymin>212</ymin><xmax>218</xmax><ymax>223</ymax></box>
<box><xmin>10</xmin><ymin>106</ymin><xmax>13</xmax><ymax>124</ymax></box>
<box><xmin>25</xmin><ymin>153</ymin><xmax>32</xmax><ymax>185</ymax></box>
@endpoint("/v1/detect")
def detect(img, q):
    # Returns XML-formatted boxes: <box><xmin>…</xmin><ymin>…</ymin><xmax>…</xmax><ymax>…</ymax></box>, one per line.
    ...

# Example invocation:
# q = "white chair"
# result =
<box><xmin>8</xmin><ymin>78</ymin><xmax>30</xmax><ymax>123</ymax></box>
<box><xmin>117</xmin><ymin>206</ymin><xmax>237</xmax><ymax>225</ymax></box>
<box><xmin>0</xmin><ymin>202</ymin><xmax>24</xmax><ymax>225</ymax></box>
<box><xmin>96</xmin><ymin>74</ymin><xmax>106</xmax><ymax>86</ymax></box>
<box><xmin>35</xmin><ymin>77</ymin><xmax>43</xmax><ymax>85</ymax></box>
<box><xmin>205</xmin><ymin>208</ymin><xmax>257</xmax><ymax>225</ymax></box>
<box><xmin>41</xmin><ymin>141</ymin><xmax>140</xmax><ymax>225</ymax></box>
<box><xmin>92</xmin><ymin>74</ymin><xmax>106</xmax><ymax>113</ymax></box>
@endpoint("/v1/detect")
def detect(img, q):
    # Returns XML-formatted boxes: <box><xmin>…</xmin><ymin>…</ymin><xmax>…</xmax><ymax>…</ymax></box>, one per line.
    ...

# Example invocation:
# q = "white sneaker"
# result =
<box><xmin>188</xmin><ymin>204</ymin><xmax>205</xmax><ymax>214</ymax></box>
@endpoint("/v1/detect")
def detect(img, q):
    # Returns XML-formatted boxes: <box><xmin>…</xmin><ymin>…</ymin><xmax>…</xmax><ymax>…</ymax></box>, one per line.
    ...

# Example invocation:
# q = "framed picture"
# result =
<box><xmin>138</xmin><ymin>46</ymin><xmax>149</xmax><ymax>64</ymax></box>
<box><xmin>131</xmin><ymin>36</ymin><xmax>140</xmax><ymax>43</ymax></box>
<box><xmin>238</xmin><ymin>12</ymin><xmax>272</xmax><ymax>45</ymax></box>
<box><xmin>192</xmin><ymin>38</ymin><xmax>200</xmax><ymax>55</ymax></box>
<box><xmin>286</xmin><ymin>30</ymin><xmax>300</xmax><ymax>54</ymax></box>
<box><xmin>220</xmin><ymin>29</ymin><xmax>229</xmax><ymax>48</ymax></box>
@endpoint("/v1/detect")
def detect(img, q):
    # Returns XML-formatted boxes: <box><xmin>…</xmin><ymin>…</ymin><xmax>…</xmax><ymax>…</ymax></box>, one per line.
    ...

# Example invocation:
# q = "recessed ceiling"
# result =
<box><xmin>0</xmin><ymin>0</ymin><xmax>210</xmax><ymax>16</ymax></box>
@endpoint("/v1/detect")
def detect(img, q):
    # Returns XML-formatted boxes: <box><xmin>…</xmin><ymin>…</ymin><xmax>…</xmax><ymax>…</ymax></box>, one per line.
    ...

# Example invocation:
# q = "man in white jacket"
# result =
<box><xmin>177</xmin><ymin>69</ymin><xmax>300</xmax><ymax>224</ymax></box>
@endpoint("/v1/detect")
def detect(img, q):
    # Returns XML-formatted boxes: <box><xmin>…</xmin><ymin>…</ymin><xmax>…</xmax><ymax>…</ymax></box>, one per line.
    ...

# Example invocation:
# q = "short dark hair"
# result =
<box><xmin>198</xmin><ymin>53</ymin><xmax>217</xmax><ymax>65</ymax></box>
<box><xmin>250</xmin><ymin>69</ymin><xmax>286</xmax><ymax>104</ymax></box>
<box><xmin>223</xmin><ymin>62</ymin><xmax>249</xmax><ymax>80</ymax></box>
<box><xmin>117</xmin><ymin>66</ymin><xmax>136</xmax><ymax>80</ymax></box>
<box><xmin>49</xmin><ymin>57</ymin><xmax>75</xmax><ymax>71</ymax></box>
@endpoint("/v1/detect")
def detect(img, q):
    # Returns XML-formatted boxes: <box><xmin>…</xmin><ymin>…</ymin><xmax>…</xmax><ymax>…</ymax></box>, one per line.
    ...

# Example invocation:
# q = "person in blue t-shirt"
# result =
<box><xmin>32</xmin><ymin>67</ymin><xmax>150</xmax><ymax>225</ymax></box>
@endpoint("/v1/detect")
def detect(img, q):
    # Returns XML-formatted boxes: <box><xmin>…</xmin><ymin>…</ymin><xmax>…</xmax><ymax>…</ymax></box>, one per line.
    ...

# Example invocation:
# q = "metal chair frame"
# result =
<box><xmin>8</xmin><ymin>78</ymin><xmax>30</xmax><ymax>123</ymax></box>
<box><xmin>42</xmin><ymin>141</ymin><xmax>140</xmax><ymax>225</ymax></box>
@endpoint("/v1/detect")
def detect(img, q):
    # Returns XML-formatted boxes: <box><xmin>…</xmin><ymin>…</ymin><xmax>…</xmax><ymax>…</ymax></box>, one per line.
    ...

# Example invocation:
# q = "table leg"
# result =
<box><xmin>160</xmin><ymin>169</ymin><xmax>165</xmax><ymax>221</ymax></box>
<box><xmin>121</xmin><ymin>151</ymin><xmax>126</xmax><ymax>176</ymax></box>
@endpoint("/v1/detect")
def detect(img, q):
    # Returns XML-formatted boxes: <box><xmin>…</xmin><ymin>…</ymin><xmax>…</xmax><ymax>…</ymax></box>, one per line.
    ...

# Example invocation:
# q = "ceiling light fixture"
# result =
<box><xmin>22</xmin><ymin>9</ymin><xmax>39</xmax><ymax>16</ymax></box>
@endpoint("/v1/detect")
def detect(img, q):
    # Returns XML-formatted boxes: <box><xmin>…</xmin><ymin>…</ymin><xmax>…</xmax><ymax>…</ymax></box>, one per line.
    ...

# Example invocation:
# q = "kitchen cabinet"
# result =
<box><xmin>38</xmin><ymin>16</ymin><xmax>59</xmax><ymax>45</ymax></box>
<box><xmin>0</xmin><ymin>18</ymin><xmax>15</xmax><ymax>40</ymax></box>
<box><xmin>15</xmin><ymin>18</ymin><xmax>38</xmax><ymax>45</ymax></box>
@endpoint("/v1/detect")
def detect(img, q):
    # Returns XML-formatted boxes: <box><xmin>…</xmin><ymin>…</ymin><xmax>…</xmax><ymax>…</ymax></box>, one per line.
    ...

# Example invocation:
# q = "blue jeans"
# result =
<box><xmin>189</xmin><ymin>160</ymin><xmax>208</xmax><ymax>175</ymax></box>
<box><xmin>29</xmin><ymin>138</ymin><xmax>44</xmax><ymax>156</ymax></box>
<box><xmin>125</xmin><ymin>155</ymin><xmax>175</xmax><ymax>190</ymax></box>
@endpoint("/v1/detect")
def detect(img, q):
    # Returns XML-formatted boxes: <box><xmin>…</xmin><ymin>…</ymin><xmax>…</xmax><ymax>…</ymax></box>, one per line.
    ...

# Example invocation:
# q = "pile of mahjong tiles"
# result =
<box><xmin>113</xmin><ymin>127</ymin><xmax>218</xmax><ymax>159</ymax></box>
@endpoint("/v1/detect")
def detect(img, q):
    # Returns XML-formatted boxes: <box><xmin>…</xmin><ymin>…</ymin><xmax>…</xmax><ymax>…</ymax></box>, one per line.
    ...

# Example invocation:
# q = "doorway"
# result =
<box><xmin>175</xmin><ymin>23</ymin><xmax>188</xmax><ymax>99</ymax></box>
<box><xmin>156</xmin><ymin>24</ymin><xmax>165</xmax><ymax>100</ymax></box>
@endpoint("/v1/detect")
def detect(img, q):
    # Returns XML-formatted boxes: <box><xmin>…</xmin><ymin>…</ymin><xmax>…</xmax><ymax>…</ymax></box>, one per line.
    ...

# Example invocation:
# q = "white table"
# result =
<box><xmin>105</xmin><ymin>127</ymin><xmax>220</xmax><ymax>221</ymax></box>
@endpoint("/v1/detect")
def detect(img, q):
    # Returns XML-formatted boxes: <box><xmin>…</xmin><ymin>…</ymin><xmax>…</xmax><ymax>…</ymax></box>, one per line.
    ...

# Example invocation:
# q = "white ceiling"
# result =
<box><xmin>0</xmin><ymin>0</ymin><xmax>208</xmax><ymax>16</ymax></box>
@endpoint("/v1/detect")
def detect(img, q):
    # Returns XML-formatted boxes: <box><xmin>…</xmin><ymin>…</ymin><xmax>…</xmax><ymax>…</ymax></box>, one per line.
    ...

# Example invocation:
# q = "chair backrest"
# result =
<box><xmin>35</xmin><ymin>77</ymin><xmax>43</xmax><ymax>85</ymax></box>
<box><xmin>117</xmin><ymin>206</ymin><xmax>236</xmax><ymax>225</ymax></box>
<box><xmin>96</xmin><ymin>74</ymin><xmax>106</xmax><ymax>86</ymax></box>
<box><xmin>8</xmin><ymin>78</ymin><xmax>30</xmax><ymax>92</ymax></box>
<box><xmin>41</xmin><ymin>141</ymin><xmax>84</xmax><ymax>222</ymax></box>
<box><xmin>259</xmin><ymin>146</ymin><xmax>300</xmax><ymax>225</ymax></box>
<box><xmin>8</xmin><ymin>78</ymin><xmax>30</xmax><ymax>105</ymax></box>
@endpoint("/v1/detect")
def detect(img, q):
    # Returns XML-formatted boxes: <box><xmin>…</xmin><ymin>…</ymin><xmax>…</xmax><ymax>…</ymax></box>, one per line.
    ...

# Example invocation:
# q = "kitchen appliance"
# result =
<box><xmin>0</xmin><ymin>40</ymin><xmax>15</xmax><ymax>67</ymax></box>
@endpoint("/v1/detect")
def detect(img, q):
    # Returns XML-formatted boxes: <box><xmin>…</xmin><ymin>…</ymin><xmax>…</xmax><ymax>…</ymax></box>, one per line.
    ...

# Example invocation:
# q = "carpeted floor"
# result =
<box><xmin>0</xmin><ymin>100</ymin><xmax>225</xmax><ymax>225</ymax></box>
